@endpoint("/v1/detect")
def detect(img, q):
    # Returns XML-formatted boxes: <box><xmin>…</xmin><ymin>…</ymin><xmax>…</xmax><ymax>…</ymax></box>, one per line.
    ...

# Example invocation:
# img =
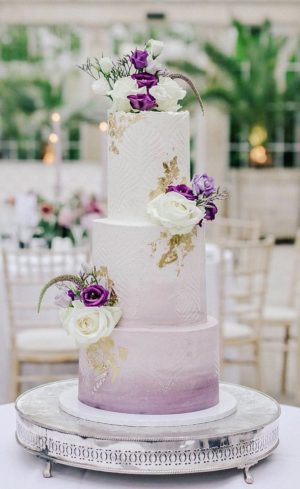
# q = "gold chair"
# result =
<box><xmin>2</xmin><ymin>247</ymin><xmax>89</xmax><ymax>400</ymax></box>
<box><xmin>218</xmin><ymin>236</ymin><xmax>274</xmax><ymax>389</ymax></box>
<box><xmin>262</xmin><ymin>230</ymin><xmax>300</xmax><ymax>394</ymax></box>
<box><xmin>208</xmin><ymin>217</ymin><xmax>261</xmax><ymax>243</ymax></box>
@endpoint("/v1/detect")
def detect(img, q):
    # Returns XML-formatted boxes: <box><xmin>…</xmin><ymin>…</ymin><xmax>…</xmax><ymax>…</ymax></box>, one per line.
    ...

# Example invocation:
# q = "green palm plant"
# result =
<box><xmin>203</xmin><ymin>21</ymin><xmax>286</xmax><ymax>152</ymax></box>
<box><xmin>169</xmin><ymin>20</ymin><xmax>300</xmax><ymax>167</ymax></box>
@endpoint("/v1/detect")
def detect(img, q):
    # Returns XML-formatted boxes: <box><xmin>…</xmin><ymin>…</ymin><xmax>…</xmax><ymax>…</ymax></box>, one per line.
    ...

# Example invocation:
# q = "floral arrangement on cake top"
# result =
<box><xmin>38</xmin><ymin>266</ymin><xmax>121</xmax><ymax>346</ymax></box>
<box><xmin>79</xmin><ymin>39</ymin><xmax>203</xmax><ymax>113</ymax></box>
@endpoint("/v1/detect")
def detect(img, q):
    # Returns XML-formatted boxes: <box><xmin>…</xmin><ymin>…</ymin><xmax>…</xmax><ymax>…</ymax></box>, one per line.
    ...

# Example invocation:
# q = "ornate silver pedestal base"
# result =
<box><xmin>15</xmin><ymin>380</ymin><xmax>280</xmax><ymax>484</ymax></box>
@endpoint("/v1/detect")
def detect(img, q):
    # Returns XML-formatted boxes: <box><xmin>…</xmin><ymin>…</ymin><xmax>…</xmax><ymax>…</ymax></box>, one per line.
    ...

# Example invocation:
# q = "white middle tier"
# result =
<box><xmin>93</xmin><ymin>218</ymin><xmax>207</xmax><ymax>326</ymax></box>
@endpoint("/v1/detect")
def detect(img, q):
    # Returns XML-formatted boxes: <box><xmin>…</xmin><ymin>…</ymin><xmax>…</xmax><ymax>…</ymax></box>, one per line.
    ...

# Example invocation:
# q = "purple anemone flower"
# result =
<box><xmin>167</xmin><ymin>184</ymin><xmax>197</xmax><ymax>201</ymax></box>
<box><xmin>192</xmin><ymin>173</ymin><xmax>215</xmax><ymax>197</ymax></box>
<box><xmin>131</xmin><ymin>72</ymin><xmax>158</xmax><ymax>89</ymax></box>
<box><xmin>129</xmin><ymin>49</ymin><xmax>148</xmax><ymax>69</ymax></box>
<box><xmin>81</xmin><ymin>284</ymin><xmax>109</xmax><ymax>307</ymax></box>
<box><xmin>128</xmin><ymin>93</ymin><xmax>157</xmax><ymax>111</ymax></box>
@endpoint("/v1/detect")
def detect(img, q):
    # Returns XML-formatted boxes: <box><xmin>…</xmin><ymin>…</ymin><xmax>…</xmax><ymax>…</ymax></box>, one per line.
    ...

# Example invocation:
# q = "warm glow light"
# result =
<box><xmin>51</xmin><ymin>112</ymin><xmax>61</xmax><ymax>122</ymax></box>
<box><xmin>43</xmin><ymin>144</ymin><xmax>55</xmax><ymax>165</ymax></box>
<box><xmin>99</xmin><ymin>121</ymin><xmax>108</xmax><ymax>132</ymax></box>
<box><xmin>249</xmin><ymin>125</ymin><xmax>268</xmax><ymax>146</ymax></box>
<box><xmin>249</xmin><ymin>145</ymin><xmax>268</xmax><ymax>165</ymax></box>
<box><xmin>49</xmin><ymin>133</ymin><xmax>59</xmax><ymax>144</ymax></box>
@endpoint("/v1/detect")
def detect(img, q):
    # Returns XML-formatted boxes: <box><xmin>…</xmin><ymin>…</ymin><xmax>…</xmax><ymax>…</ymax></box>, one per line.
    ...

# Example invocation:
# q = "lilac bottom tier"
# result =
<box><xmin>78</xmin><ymin>317</ymin><xmax>219</xmax><ymax>415</ymax></box>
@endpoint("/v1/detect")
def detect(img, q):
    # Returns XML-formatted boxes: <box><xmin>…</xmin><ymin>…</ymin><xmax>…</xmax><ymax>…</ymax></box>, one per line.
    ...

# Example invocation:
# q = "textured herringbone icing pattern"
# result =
<box><xmin>79</xmin><ymin>110</ymin><xmax>220</xmax><ymax>414</ymax></box>
<box><xmin>93</xmin><ymin>219</ymin><xmax>207</xmax><ymax>325</ymax></box>
<box><xmin>108</xmin><ymin>111</ymin><xmax>190</xmax><ymax>222</ymax></box>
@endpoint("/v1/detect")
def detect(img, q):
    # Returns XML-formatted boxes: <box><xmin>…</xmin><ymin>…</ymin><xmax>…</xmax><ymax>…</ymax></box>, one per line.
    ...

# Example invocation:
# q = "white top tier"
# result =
<box><xmin>107</xmin><ymin>111</ymin><xmax>190</xmax><ymax>222</ymax></box>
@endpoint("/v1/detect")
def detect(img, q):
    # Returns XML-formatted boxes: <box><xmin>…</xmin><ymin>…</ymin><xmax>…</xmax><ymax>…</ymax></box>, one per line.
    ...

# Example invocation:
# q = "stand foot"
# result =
<box><xmin>243</xmin><ymin>465</ymin><xmax>254</xmax><ymax>484</ymax></box>
<box><xmin>43</xmin><ymin>460</ymin><xmax>53</xmax><ymax>478</ymax></box>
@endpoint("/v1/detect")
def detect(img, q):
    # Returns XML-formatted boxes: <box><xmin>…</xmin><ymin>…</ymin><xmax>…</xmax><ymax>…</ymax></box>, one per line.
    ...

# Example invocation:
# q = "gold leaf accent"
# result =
<box><xmin>95</xmin><ymin>266</ymin><xmax>118</xmax><ymax>305</ymax></box>
<box><xmin>149</xmin><ymin>227</ymin><xmax>197</xmax><ymax>275</ymax></box>
<box><xmin>118</xmin><ymin>346</ymin><xmax>128</xmax><ymax>360</ymax></box>
<box><xmin>86</xmin><ymin>337</ymin><xmax>128</xmax><ymax>384</ymax></box>
<box><xmin>149</xmin><ymin>156</ymin><xmax>182</xmax><ymax>199</ymax></box>
<box><xmin>96</xmin><ymin>266</ymin><xmax>114</xmax><ymax>290</ymax></box>
<box><xmin>108</xmin><ymin>112</ymin><xmax>144</xmax><ymax>154</ymax></box>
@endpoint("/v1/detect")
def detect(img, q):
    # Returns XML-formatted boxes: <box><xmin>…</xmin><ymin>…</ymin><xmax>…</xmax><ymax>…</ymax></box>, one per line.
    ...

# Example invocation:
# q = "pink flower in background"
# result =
<box><xmin>58</xmin><ymin>207</ymin><xmax>75</xmax><ymax>228</ymax></box>
<box><xmin>81</xmin><ymin>212</ymin><xmax>100</xmax><ymax>231</ymax></box>
<box><xmin>83</xmin><ymin>196</ymin><xmax>103</xmax><ymax>215</ymax></box>
<box><xmin>40</xmin><ymin>202</ymin><xmax>53</xmax><ymax>216</ymax></box>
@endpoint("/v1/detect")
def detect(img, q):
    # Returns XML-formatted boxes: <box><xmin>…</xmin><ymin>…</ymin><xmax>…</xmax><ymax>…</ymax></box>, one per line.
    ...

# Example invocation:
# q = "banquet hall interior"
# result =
<box><xmin>1</xmin><ymin>0</ymin><xmax>300</xmax><ymax>412</ymax></box>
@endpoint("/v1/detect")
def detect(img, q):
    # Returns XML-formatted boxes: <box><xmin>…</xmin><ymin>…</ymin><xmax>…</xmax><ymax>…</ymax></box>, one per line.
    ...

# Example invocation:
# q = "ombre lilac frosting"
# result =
<box><xmin>78</xmin><ymin>318</ymin><xmax>219</xmax><ymax>415</ymax></box>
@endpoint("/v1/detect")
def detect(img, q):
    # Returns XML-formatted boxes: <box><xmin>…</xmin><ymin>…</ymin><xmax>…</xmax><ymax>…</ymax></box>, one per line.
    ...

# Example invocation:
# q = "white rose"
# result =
<box><xmin>147</xmin><ymin>191</ymin><xmax>204</xmax><ymax>235</ymax></box>
<box><xmin>146</xmin><ymin>56</ymin><xmax>163</xmax><ymax>75</ymax></box>
<box><xmin>150</xmin><ymin>77</ymin><xmax>186</xmax><ymax>112</ymax></box>
<box><xmin>92</xmin><ymin>78</ymin><xmax>110</xmax><ymax>96</ymax></box>
<box><xmin>59</xmin><ymin>302</ymin><xmax>122</xmax><ymax>346</ymax></box>
<box><xmin>108</xmin><ymin>76</ymin><xmax>140</xmax><ymax>112</ymax></box>
<box><xmin>98</xmin><ymin>56</ymin><xmax>113</xmax><ymax>74</ymax></box>
<box><xmin>146</xmin><ymin>39</ymin><xmax>164</xmax><ymax>58</ymax></box>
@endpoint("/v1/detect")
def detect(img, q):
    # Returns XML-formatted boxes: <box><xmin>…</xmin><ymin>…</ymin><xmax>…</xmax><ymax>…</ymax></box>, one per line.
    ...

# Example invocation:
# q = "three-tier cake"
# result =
<box><xmin>78</xmin><ymin>111</ymin><xmax>219</xmax><ymax>414</ymax></box>
<box><xmin>39</xmin><ymin>39</ymin><xmax>225</xmax><ymax>417</ymax></box>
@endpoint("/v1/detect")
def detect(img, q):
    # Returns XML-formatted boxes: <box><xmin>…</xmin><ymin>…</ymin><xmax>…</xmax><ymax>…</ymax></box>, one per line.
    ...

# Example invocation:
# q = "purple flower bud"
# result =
<box><xmin>129</xmin><ymin>49</ymin><xmax>149</xmax><ymax>69</ymax></box>
<box><xmin>67</xmin><ymin>289</ymin><xmax>76</xmax><ymax>301</ymax></box>
<box><xmin>204</xmin><ymin>202</ymin><xmax>218</xmax><ymax>221</ymax></box>
<box><xmin>192</xmin><ymin>173</ymin><xmax>215</xmax><ymax>197</ymax></box>
<box><xmin>127</xmin><ymin>93</ymin><xmax>157</xmax><ymax>111</ymax></box>
<box><xmin>81</xmin><ymin>285</ymin><xmax>109</xmax><ymax>307</ymax></box>
<box><xmin>166</xmin><ymin>184</ymin><xmax>197</xmax><ymax>201</ymax></box>
<box><xmin>131</xmin><ymin>72</ymin><xmax>158</xmax><ymax>89</ymax></box>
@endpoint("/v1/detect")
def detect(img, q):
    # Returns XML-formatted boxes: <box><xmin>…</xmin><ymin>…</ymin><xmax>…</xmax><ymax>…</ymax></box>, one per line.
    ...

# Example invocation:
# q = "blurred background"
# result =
<box><xmin>0</xmin><ymin>0</ymin><xmax>300</xmax><ymax>407</ymax></box>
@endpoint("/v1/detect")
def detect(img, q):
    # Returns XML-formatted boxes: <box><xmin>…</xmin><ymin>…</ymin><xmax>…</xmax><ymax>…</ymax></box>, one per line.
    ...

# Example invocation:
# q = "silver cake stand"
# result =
<box><xmin>15</xmin><ymin>380</ymin><xmax>280</xmax><ymax>484</ymax></box>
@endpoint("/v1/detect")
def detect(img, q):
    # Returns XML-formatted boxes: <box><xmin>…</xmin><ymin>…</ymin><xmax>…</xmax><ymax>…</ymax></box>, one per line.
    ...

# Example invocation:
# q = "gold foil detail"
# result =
<box><xmin>87</xmin><ymin>337</ymin><xmax>128</xmax><ymax>384</ymax></box>
<box><xmin>149</xmin><ymin>158</ymin><xmax>196</xmax><ymax>272</ymax></box>
<box><xmin>149</xmin><ymin>156</ymin><xmax>183</xmax><ymax>200</ymax></box>
<box><xmin>96</xmin><ymin>266</ymin><xmax>113</xmax><ymax>287</ymax></box>
<box><xmin>108</xmin><ymin>112</ymin><xmax>144</xmax><ymax>154</ymax></box>
<box><xmin>150</xmin><ymin>227</ymin><xmax>197</xmax><ymax>276</ymax></box>
<box><xmin>96</xmin><ymin>266</ymin><xmax>118</xmax><ymax>305</ymax></box>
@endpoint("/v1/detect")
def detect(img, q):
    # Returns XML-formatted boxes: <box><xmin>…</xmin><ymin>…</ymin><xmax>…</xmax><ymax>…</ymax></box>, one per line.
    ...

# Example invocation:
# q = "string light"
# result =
<box><xmin>42</xmin><ymin>143</ymin><xmax>55</xmax><ymax>165</ymax></box>
<box><xmin>49</xmin><ymin>133</ymin><xmax>59</xmax><ymax>144</ymax></box>
<box><xmin>249</xmin><ymin>125</ymin><xmax>268</xmax><ymax>147</ymax></box>
<box><xmin>51</xmin><ymin>112</ymin><xmax>61</xmax><ymax>123</ymax></box>
<box><xmin>99</xmin><ymin>121</ymin><xmax>108</xmax><ymax>132</ymax></box>
<box><xmin>249</xmin><ymin>145</ymin><xmax>268</xmax><ymax>165</ymax></box>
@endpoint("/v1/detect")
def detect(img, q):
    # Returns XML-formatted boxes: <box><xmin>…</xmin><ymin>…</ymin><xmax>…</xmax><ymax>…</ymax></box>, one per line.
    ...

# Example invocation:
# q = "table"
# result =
<box><xmin>1</xmin><ymin>402</ymin><xmax>299</xmax><ymax>489</ymax></box>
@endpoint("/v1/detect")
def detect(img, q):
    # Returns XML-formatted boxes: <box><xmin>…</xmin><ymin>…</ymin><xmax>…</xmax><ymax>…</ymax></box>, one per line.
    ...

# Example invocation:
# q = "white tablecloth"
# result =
<box><xmin>0</xmin><ymin>403</ymin><xmax>298</xmax><ymax>488</ymax></box>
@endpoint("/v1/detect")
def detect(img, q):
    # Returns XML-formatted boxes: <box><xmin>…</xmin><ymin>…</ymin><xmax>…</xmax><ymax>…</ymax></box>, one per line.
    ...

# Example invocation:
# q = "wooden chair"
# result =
<box><xmin>262</xmin><ymin>230</ymin><xmax>300</xmax><ymax>394</ymax></box>
<box><xmin>218</xmin><ymin>236</ymin><xmax>274</xmax><ymax>389</ymax></box>
<box><xmin>208</xmin><ymin>217</ymin><xmax>261</xmax><ymax>243</ymax></box>
<box><xmin>2</xmin><ymin>247</ymin><xmax>89</xmax><ymax>400</ymax></box>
